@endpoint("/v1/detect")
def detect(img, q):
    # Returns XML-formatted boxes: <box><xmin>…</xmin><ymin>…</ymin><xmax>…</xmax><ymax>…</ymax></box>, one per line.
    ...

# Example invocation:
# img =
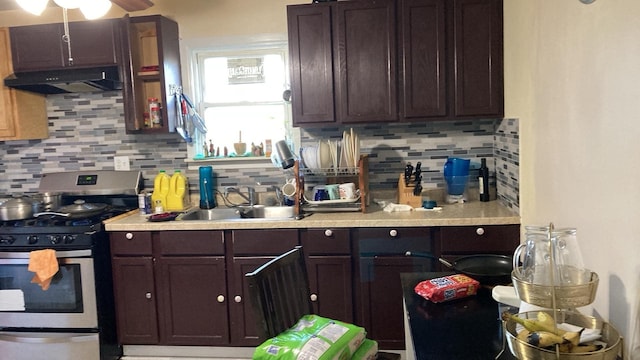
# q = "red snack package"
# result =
<box><xmin>414</xmin><ymin>274</ymin><xmax>480</xmax><ymax>303</ymax></box>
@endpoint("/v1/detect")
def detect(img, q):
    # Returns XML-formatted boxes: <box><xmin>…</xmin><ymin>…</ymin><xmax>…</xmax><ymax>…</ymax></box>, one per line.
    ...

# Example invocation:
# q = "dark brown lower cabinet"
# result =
<box><xmin>110</xmin><ymin>230</ymin><xmax>227</xmax><ymax>346</ymax></box>
<box><xmin>355</xmin><ymin>227</ymin><xmax>437</xmax><ymax>350</ymax></box>
<box><xmin>301</xmin><ymin>228</ymin><xmax>353</xmax><ymax>324</ymax></box>
<box><xmin>227</xmin><ymin>229</ymin><xmax>300</xmax><ymax>346</ymax></box>
<box><xmin>156</xmin><ymin>256</ymin><xmax>227</xmax><ymax>345</ymax></box>
<box><xmin>109</xmin><ymin>224</ymin><xmax>519</xmax><ymax>350</ymax></box>
<box><xmin>111</xmin><ymin>256</ymin><xmax>158</xmax><ymax>344</ymax></box>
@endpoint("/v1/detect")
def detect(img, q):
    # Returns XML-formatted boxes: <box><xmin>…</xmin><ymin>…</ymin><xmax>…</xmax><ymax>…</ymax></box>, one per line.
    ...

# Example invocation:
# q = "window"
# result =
<box><xmin>193</xmin><ymin>43</ymin><xmax>289</xmax><ymax>159</ymax></box>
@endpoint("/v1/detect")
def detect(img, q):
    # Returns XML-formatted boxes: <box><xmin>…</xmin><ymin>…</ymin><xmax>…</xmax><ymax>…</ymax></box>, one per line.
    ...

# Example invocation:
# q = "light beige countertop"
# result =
<box><xmin>104</xmin><ymin>200</ymin><xmax>520</xmax><ymax>231</ymax></box>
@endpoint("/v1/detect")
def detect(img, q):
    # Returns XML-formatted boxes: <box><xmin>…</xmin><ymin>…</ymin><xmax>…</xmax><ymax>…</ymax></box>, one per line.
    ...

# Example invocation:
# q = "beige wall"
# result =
<box><xmin>505</xmin><ymin>0</ymin><xmax>640</xmax><ymax>356</ymax></box>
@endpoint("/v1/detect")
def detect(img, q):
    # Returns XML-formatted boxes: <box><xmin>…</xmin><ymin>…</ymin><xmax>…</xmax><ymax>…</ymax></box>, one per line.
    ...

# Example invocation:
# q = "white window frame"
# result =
<box><xmin>186</xmin><ymin>39</ymin><xmax>295</xmax><ymax>167</ymax></box>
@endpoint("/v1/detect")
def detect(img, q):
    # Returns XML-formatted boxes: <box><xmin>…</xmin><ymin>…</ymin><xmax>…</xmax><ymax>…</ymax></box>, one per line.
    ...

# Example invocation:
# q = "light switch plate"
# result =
<box><xmin>114</xmin><ymin>156</ymin><xmax>131</xmax><ymax>171</ymax></box>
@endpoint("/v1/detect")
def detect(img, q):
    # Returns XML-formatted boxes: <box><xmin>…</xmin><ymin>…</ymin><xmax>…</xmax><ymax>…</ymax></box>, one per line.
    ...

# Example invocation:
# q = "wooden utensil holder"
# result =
<box><xmin>397</xmin><ymin>174</ymin><xmax>422</xmax><ymax>208</ymax></box>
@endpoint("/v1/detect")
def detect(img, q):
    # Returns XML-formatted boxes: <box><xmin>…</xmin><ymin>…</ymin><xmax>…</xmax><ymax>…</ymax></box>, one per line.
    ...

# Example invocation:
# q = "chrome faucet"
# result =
<box><xmin>223</xmin><ymin>186</ymin><xmax>257</xmax><ymax>206</ymax></box>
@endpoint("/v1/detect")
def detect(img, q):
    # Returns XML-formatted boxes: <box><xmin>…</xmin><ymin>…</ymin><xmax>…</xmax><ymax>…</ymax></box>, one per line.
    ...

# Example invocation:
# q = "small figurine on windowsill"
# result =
<box><xmin>251</xmin><ymin>142</ymin><xmax>264</xmax><ymax>157</ymax></box>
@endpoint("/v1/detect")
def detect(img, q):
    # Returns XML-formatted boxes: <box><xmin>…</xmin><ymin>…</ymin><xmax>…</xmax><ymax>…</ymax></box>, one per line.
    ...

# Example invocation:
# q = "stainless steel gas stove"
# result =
<box><xmin>0</xmin><ymin>170</ymin><xmax>142</xmax><ymax>360</ymax></box>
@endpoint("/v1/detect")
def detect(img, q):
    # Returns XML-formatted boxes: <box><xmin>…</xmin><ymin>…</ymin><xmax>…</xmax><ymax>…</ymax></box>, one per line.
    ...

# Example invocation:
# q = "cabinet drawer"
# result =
<box><xmin>231</xmin><ymin>229</ymin><xmax>299</xmax><ymax>255</ymax></box>
<box><xmin>301</xmin><ymin>228</ymin><xmax>350</xmax><ymax>255</ymax></box>
<box><xmin>440</xmin><ymin>225</ymin><xmax>520</xmax><ymax>254</ymax></box>
<box><xmin>357</xmin><ymin>227</ymin><xmax>433</xmax><ymax>256</ymax></box>
<box><xmin>157</xmin><ymin>231</ymin><xmax>224</xmax><ymax>255</ymax></box>
<box><xmin>110</xmin><ymin>231</ymin><xmax>153</xmax><ymax>255</ymax></box>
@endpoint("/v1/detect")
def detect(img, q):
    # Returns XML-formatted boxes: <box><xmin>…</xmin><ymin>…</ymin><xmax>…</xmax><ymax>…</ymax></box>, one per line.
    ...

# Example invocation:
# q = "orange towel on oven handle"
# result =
<box><xmin>28</xmin><ymin>249</ymin><xmax>59</xmax><ymax>291</ymax></box>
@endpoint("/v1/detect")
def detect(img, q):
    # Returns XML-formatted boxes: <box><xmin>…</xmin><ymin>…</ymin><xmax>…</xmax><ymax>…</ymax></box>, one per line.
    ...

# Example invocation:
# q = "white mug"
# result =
<box><xmin>338</xmin><ymin>183</ymin><xmax>357</xmax><ymax>199</ymax></box>
<box><xmin>281</xmin><ymin>179</ymin><xmax>296</xmax><ymax>197</ymax></box>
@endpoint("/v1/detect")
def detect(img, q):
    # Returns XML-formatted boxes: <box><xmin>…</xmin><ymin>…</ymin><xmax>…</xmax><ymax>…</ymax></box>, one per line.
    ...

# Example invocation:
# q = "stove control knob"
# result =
<box><xmin>0</xmin><ymin>236</ymin><xmax>15</xmax><ymax>245</ymax></box>
<box><xmin>49</xmin><ymin>235</ymin><xmax>62</xmax><ymax>244</ymax></box>
<box><xmin>27</xmin><ymin>235</ymin><xmax>39</xmax><ymax>244</ymax></box>
<box><xmin>63</xmin><ymin>235</ymin><xmax>76</xmax><ymax>244</ymax></box>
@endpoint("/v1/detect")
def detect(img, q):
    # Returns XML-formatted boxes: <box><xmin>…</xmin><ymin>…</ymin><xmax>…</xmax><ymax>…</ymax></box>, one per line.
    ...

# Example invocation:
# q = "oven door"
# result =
<box><xmin>0</xmin><ymin>331</ymin><xmax>100</xmax><ymax>360</ymax></box>
<box><xmin>0</xmin><ymin>250</ymin><xmax>98</xmax><ymax>329</ymax></box>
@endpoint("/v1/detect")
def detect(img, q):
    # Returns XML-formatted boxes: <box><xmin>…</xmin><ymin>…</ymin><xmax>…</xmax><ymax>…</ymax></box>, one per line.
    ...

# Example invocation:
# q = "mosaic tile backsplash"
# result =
<box><xmin>0</xmin><ymin>91</ymin><xmax>519</xmax><ymax>210</ymax></box>
<box><xmin>494</xmin><ymin>118</ymin><xmax>520</xmax><ymax>211</ymax></box>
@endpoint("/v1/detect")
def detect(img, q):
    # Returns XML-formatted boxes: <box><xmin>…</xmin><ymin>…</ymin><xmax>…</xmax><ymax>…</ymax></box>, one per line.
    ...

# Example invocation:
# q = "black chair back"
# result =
<box><xmin>245</xmin><ymin>246</ymin><xmax>313</xmax><ymax>339</ymax></box>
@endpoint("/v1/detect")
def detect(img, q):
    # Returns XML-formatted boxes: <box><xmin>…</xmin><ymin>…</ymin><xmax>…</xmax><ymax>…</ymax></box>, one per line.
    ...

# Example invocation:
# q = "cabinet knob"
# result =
<box><xmin>125</xmin><ymin>232</ymin><xmax>134</xmax><ymax>240</ymax></box>
<box><xmin>145</xmin><ymin>292</ymin><xmax>152</xmax><ymax>299</ymax></box>
<box><xmin>310</xmin><ymin>294</ymin><xmax>318</xmax><ymax>302</ymax></box>
<box><xmin>389</xmin><ymin>229</ymin><xmax>398</xmax><ymax>237</ymax></box>
<box><xmin>324</xmin><ymin>229</ymin><xmax>333</xmax><ymax>237</ymax></box>
<box><xmin>476</xmin><ymin>227</ymin><xmax>485</xmax><ymax>236</ymax></box>
<box><xmin>217</xmin><ymin>295</ymin><xmax>225</xmax><ymax>303</ymax></box>
<box><xmin>234</xmin><ymin>295</ymin><xmax>242</xmax><ymax>303</ymax></box>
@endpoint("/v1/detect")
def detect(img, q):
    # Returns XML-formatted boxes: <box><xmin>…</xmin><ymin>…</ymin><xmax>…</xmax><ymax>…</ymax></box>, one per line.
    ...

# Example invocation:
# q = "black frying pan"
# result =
<box><xmin>407</xmin><ymin>252</ymin><xmax>513</xmax><ymax>285</ymax></box>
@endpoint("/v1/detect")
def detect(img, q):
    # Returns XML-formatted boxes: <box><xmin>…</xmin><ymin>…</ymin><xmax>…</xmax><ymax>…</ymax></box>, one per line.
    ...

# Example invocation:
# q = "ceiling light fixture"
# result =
<box><xmin>52</xmin><ymin>0</ymin><xmax>82</xmax><ymax>9</ymax></box>
<box><xmin>579</xmin><ymin>0</ymin><xmax>596</xmax><ymax>4</ymax></box>
<box><xmin>80</xmin><ymin>0</ymin><xmax>112</xmax><ymax>20</ymax></box>
<box><xmin>15</xmin><ymin>0</ymin><xmax>48</xmax><ymax>15</ymax></box>
<box><xmin>16</xmin><ymin>0</ymin><xmax>114</xmax><ymax>19</ymax></box>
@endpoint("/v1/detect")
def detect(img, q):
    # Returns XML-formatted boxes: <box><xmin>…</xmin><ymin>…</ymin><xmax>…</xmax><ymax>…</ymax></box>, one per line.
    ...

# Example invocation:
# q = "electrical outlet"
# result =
<box><xmin>114</xmin><ymin>156</ymin><xmax>130</xmax><ymax>171</ymax></box>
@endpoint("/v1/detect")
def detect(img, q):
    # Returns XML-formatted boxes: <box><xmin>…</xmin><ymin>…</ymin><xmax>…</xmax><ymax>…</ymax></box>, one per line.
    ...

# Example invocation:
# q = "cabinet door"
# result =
<box><xmin>451</xmin><ymin>0</ymin><xmax>503</xmax><ymax>117</ymax></box>
<box><xmin>302</xmin><ymin>228</ymin><xmax>353</xmax><ymax>323</ymax></box>
<box><xmin>10</xmin><ymin>24</ymin><xmax>65</xmax><ymax>72</ymax></box>
<box><xmin>66</xmin><ymin>20</ymin><xmax>118</xmax><ymax>67</ymax></box>
<box><xmin>228</xmin><ymin>229</ymin><xmax>300</xmax><ymax>345</ymax></box>
<box><xmin>399</xmin><ymin>0</ymin><xmax>447</xmax><ymax>119</ymax></box>
<box><xmin>9</xmin><ymin>21</ymin><xmax>117</xmax><ymax>72</ymax></box>
<box><xmin>112</xmin><ymin>256</ymin><xmax>158</xmax><ymax>344</ymax></box>
<box><xmin>288</xmin><ymin>4</ymin><xmax>336</xmax><ymax>125</ymax></box>
<box><xmin>122</xmin><ymin>15</ymin><xmax>181</xmax><ymax>134</ymax></box>
<box><xmin>355</xmin><ymin>227</ymin><xmax>436</xmax><ymax>350</ymax></box>
<box><xmin>228</xmin><ymin>256</ymin><xmax>277</xmax><ymax>346</ymax></box>
<box><xmin>359</xmin><ymin>256</ymin><xmax>435</xmax><ymax>350</ymax></box>
<box><xmin>334</xmin><ymin>0</ymin><xmax>397</xmax><ymax>123</ymax></box>
<box><xmin>306</xmin><ymin>256</ymin><xmax>353</xmax><ymax>323</ymax></box>
<box><xmin>156</xmin><ymin>256</ymin><xmax>228</xmax><ymax>346</ymax></box>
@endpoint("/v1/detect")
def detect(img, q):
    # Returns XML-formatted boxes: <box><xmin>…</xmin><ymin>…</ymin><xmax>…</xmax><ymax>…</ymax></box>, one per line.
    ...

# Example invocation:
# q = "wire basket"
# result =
<box><xmin>512</xmin><ymin>270</ymin><xmax>599</xmax><ymax>309</ymax></box>
<box><xmin>504</xmin><ymin>310</ymin><xmax>622</xmax><ymax>360</ymax></box>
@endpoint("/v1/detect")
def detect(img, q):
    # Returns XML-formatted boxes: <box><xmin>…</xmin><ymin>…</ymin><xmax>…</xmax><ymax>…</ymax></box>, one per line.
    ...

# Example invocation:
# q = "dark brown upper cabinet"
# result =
<box><xmin>287</xmin><ymin>0</ymin><xmax>503</xmax><ymax>126</ymax></box>
<box><xmin>334</xmin><ymin>0</ymin><xmax>397</xmax><ymax>124</ymax></box>
<box><xmin>287</xmin><ymin>4</ymin><xmax>335</xmax><ymax>125</ymax></box>
<box><xmin>450</xmin><ymin>0</ymin><xmax>503</xmax><ymax>118</ymax></box>
<box><xmin>398</xmin><ymin>0</ymin><xmax>447</xmax><ymax>119</ymax></box>
<box><xmin>287</xmin><ymin>0</ymin><xmax>397</xmax><ymax>126</ymax></box>
<box><xmin>119</xmin><ymin>15</ymin><xmax>181</xmax><ymax>135</ymax></box>
<box><xmin>9</xmin><ymin>20</ymin><xmax>118</xmax><ymax>72</ymax></box>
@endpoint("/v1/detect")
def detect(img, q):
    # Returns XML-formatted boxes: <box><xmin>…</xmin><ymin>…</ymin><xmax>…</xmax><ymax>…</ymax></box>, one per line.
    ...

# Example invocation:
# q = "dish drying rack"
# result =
<box><xmin>503</xmin><ymin>223</ymin><xmax>623</xmax><ymax>360</ymax></box>
<box><xmin>295</xmin><ymin>155</ymin><xmax>369</xmax><ymax>213</ymax></box>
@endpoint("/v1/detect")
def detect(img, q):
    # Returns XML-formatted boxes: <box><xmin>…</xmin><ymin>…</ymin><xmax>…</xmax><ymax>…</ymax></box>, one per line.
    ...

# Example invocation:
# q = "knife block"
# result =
<box><xmin>397</xmin><ymin>174</ymin><xmax>422</xmax><ymax>208</ymax></box>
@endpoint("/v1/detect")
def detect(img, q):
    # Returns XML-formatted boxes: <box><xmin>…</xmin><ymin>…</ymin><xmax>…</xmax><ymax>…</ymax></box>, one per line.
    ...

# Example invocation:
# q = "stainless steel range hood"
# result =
<box><xmin>4</xmin><ymin>66</ymin><xmax>122</xmax><ymax>95</ymax></box>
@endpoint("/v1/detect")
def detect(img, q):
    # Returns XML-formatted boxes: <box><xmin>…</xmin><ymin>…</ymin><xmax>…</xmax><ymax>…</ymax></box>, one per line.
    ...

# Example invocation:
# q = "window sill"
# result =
<box><xmin>186</xmin><ymin>156</ymin><xmax>274</xmax><ymax>170</ymax></box>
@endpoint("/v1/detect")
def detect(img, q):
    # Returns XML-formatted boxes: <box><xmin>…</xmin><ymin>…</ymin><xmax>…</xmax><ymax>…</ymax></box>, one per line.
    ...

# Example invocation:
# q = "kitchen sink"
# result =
<box><xmin>238</xmin><ymin>205</ymin><xmax>297</xmax><ymax>220</ymax></box>
<box><xmin>178</xmin><ymin>208</ymin><xmax>241</xmax><ymax>221</ymax></box>
<box><xmin>177</xmin><ymin>206</ymin><xmax>297</xmax><ymax>221</ymax></box>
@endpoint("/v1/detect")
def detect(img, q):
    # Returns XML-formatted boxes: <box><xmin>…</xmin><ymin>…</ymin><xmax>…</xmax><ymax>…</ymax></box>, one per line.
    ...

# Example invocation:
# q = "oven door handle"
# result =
<box><xmin>0</xmin><ymin>249</ymin><xmax>92</xmax><ymax>259</ymax></box>
<box><xmin>0</xmin><ymin>332</ymin><xmax>98</xmax><ymax>344</ymax></box>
